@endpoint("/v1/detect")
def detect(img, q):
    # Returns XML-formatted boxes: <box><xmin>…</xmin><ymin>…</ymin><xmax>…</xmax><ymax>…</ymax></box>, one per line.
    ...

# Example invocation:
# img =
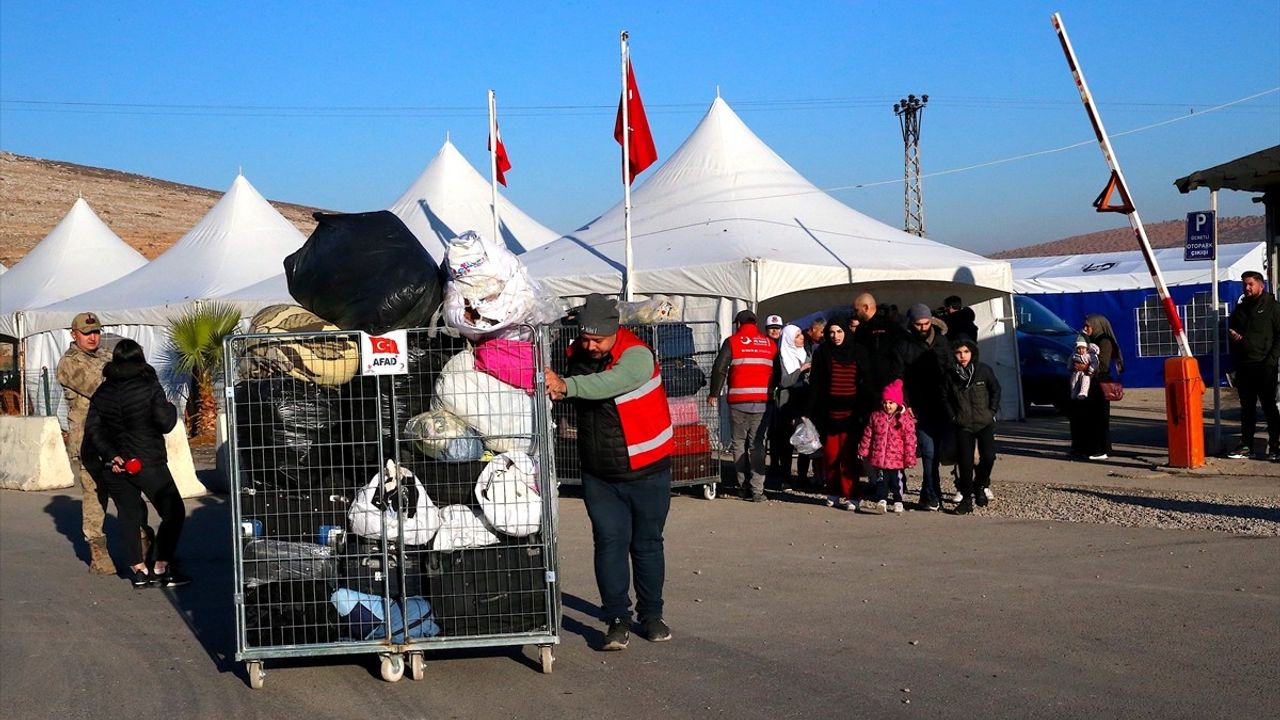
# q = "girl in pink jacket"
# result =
<box><xmin>857</xmin><ymin>379</ymin><xmax>917</xmax><ymax>514</ymax></box>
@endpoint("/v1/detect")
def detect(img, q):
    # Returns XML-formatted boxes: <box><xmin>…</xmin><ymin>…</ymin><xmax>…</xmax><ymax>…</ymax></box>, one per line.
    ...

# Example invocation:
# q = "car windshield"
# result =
<box><xmin>1014</xmin><ymin>296</ymin><xmax>1075</xmax><ymax>335</ymax></box>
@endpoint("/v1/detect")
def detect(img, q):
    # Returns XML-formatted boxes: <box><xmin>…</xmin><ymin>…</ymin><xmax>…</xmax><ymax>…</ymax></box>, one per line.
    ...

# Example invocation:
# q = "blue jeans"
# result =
<box><xmin>871</xmin><ymin>466</ymin><xmax>904</xmax><ymax>503</ymax></box>
<box><xmin>916</xmin><ymin>418</ymin><xmax>946</xmax><ymax>505</ymax></box>
<box><xmin>582</xmin><ymin>468</ymin><xmax>672</xmax><ymax>622</ymax></box>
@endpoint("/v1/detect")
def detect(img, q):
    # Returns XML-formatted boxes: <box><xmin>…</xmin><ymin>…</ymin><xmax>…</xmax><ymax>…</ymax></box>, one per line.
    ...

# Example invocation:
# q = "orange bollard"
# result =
<box><xmin>1165</xmin><ymin>357</ymin><xmax>1206</xmax><ymax>468</ymax></box>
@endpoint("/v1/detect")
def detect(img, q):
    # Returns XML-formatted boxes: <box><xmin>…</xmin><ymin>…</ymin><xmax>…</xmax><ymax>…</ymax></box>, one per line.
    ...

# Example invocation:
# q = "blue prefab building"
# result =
<box><xmin>1010</xmin><ymin>242</ymin><xmax>1266</xmax><ymax>388</ymax></box>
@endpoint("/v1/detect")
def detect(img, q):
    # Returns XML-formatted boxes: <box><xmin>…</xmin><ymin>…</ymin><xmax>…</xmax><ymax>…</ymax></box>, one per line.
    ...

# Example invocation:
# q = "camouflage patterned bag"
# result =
<box><xmin>241</xmin><ymin>304</ymin><xmax>359</xmax><ymax>386</ymax></box>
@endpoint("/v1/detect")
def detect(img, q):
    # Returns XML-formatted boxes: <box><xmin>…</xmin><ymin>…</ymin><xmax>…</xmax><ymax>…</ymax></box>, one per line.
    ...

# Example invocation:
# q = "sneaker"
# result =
<box><xmin>824</xmin><ymin>496</ymin><xmax>837</xmax><ymax>508</ymax></box>
<box><xmin>918</xmin><ymin>500</ymin><xmax>940</xmax><ymax>512</ymax></box>
<box><xmin>1227</xmin><ymin>444</ymin><xmax>1252</xmax><ymax>459</ymax></box>
<box><xmin>1268</xmin><ymin>449</ymin><xmax>1280</xmax><ymax>463</ymax></box>
<box><xmin>836</xmin><ymin>497</ymin><xmax>852</xmax><ymax>510</ymax></box>
<box><xmin>874</xmin><ymin>500</ymin><xmax>888</xmax><ymax>515</ymax></box>
<box><xmin>951</xmin><ymin>491</ymin><xmax>964</xmax><ymax>503</ymax></box>
<box><xmin>130</xmin><ymin>568</ymin><xmax>153</xmax><ymax>589</ymax></box>
<box><xmin>750</xmin><ymin>493</ymin><xmax>767</xmax><ymax>503</ymax></box>
<box><xmin>953</xmin><ymin>497</ymin><xmax>974</xmax><ymax>515</ymax></box>
<box><xmin>843</xmin><ymin>499</ymin><xmax>858</xmax><ymax>512</ymax></box>
<box><xmin>983</xmin><ymin>487</ymin><xmax>995</xmax><ymax>501</ymax></box>
<box><xmin>154</xmin><ymin>567</ymin><xmax>192</xmax><ymax>588</ymax></box>
<box><xmin>601</xmin><ymin>619</ymin><xmax>630</xmax><ymax>651</ymax></box>
<box><xmin>891</xmin><ymin>501</ymin><xmax>905</xmax><ymax>514</ymax></box>
<box><xmin>642</xmin><ymin>617</ymin><xmax>672</xmax><ymax>642</ymax></box>
<box><xmin>975</xmin><ymin>491</ymin><xmax>989</xmax><ymax>508</ymax></box>
<box><xmin>1088</xmin><ymin>454</ymin><xmax>1109</xmax><ymax>461</ymax></box>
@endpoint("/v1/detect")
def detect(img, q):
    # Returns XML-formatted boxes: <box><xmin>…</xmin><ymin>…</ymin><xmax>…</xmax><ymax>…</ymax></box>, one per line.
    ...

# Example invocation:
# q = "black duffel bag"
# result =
<box><xmin>285</xmin><ymin>211</ymin><xmax>444</xmax><ymax>335</ymax></box>
<box><xmin>243</xmin><ymin>579</ymin><xmax>341</xmax><ymax>648</ymax></box>
<box><xmin>424</xmin><ymin>545</ymin><xmax>550</xmax><ymax>637</ymax></box>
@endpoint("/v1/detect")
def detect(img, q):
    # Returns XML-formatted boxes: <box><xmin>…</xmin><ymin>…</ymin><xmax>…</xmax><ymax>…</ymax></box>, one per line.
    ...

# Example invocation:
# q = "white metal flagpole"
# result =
<box><xmin>1053</xmin><ymin>12</ymin><xmax>1193</xmax><ymax>358</ymax></box>
<box><xmin>621</xmin><ymin>30</ymin><xmax>634</xmax><ymax>302</ymax></box>
<box><xmin>488</xmin><ymin>89</ymin><xmax>501</xmax><ymax>247</ymax></box>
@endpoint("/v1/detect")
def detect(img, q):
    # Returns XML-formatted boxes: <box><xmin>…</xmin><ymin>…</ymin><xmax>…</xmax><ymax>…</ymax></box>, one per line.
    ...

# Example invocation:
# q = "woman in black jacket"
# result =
<box><xmin>944</xmin><ymin>338</ymin><xmax>1001</xmax><ymax>514</ymax></box>
<box><xmin>84</xmin><ymin>339</ymin><xmax>189</xmax><ymax>588</ymax></box>
<box><xmin>1068</xmin><ymin>313</ymin><xmax>1123</xmax><ymax>461</ymax></box>
<box><xmin>804</xmin><ymin>317</ymin><xmax>870</xmax><ymax>509</ymax></box>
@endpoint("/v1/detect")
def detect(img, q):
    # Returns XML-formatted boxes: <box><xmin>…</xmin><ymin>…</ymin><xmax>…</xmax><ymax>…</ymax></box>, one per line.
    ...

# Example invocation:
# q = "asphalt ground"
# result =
<box><xmin>1</xmin><ymin>388</ymin><xmax>1277</xmax><ymax>718</ymax></box>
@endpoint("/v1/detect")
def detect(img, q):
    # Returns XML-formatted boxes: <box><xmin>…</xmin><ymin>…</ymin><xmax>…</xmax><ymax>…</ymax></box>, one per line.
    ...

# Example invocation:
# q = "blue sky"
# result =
<box><xmin>2</xmin><ymin>1</ymin><xmax>1277</xmax><ymax>255</ymax></box>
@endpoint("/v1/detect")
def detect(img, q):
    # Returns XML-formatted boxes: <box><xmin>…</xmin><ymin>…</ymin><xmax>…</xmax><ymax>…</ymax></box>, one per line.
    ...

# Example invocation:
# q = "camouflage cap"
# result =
<box><xmin>71</xmin><ymin>312</ymin><xmax>103</xmax><ymax>333</ymax></box>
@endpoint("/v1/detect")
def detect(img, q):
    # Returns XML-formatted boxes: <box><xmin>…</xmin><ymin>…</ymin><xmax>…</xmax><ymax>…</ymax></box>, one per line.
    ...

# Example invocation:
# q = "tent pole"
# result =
<box><xmin>1211</xmin><ymin>189</ymin><xmax>1221</xmax><ymax>453</ymax></box>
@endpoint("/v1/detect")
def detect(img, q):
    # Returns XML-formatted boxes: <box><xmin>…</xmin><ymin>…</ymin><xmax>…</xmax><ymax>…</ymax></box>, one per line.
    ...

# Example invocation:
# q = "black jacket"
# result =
<box><xmin>944</xmin><ymin>307</ymin><xmax>979</xmax><ymax>342</ymax></box>
<box><xmin>853</xmin><ymin>312</ymin><xmax>906</xmax><ymax>399</ymax></box>
<box><xmin>943</xmin><ymin>340</ymin><xmax>1001</xmax><ymax>432</ymax></box>
<box><xmin>1228</xmin><ymin>292</ymin><xmax>1280</xmax><ymax>367</ymax></box>
<box><xmin>895</xmin><ymin>328</ymin><xmax>951</xmax><ymax>423</ymax></box>
<box><xmin>805</xmin><ymin>341</ymin><xmax>871</xmax><ymax>433</ymax></box>
<box><xmin>84</xmin><ymin>362</ymin><xmax>178</xmax><ymax>464</ymax></box>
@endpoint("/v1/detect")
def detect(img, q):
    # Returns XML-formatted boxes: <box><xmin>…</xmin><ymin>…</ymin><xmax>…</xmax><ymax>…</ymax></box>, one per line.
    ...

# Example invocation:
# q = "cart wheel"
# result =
<box><xmin>246</xmin><ymin>661</ymin><xmax>265</xmax><ymax>690</ymax></box>
<box><xmin>409</xmin><ymin>652</ymin><xmax>425</xmax><ymax>681</ymax></box>
<box><xmin>539</xmin><ymin>645</ymin><xmax>555</xmax><ymax>674</ymax></box>
<box><xmin>380</xmin><ymin>654</ymin><xmax>405</xmax><ymax>683</ymax></box>
<box><xmin>702</xmin><ymin>483</ymin><xmax>717</xmax><ymax>500</ymax></box>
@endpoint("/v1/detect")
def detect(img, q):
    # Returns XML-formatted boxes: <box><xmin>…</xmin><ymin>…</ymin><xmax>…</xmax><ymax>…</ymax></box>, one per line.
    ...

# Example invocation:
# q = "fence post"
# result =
<box><xmin>41</xmin><ymin>367</ymin><xmax>52</xmax><ymax>416</ymax></box>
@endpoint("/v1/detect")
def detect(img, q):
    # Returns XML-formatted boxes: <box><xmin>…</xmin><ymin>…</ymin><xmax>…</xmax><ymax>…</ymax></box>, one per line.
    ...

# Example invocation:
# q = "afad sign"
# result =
<box><xmin>360</xmin><ymin>330</ymin><xmax>409</xmax><ymax>376</ymax></box>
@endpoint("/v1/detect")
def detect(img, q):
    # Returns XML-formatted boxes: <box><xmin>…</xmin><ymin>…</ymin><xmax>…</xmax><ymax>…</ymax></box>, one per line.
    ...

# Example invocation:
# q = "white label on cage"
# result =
<box><xmin>545</xmin><ymin>570</ymin><xmax>556</xmax><ymax>583</ymax></box>
<box><xmin>224</xmin><ymin>385</ymin><xmax>235</xmax><ymax>399</ymax></box>
<box><xmin>360</xmin><ymin>330</ymin><xmax>409</xmax><ymax>375</ymax></box>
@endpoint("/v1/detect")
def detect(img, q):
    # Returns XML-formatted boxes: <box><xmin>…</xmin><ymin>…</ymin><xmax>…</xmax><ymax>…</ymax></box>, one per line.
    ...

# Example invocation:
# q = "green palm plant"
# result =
<box><xmin>169</xmin><ymin>302</ymin><xmax>241</xmax><ymax>442</ymax></box>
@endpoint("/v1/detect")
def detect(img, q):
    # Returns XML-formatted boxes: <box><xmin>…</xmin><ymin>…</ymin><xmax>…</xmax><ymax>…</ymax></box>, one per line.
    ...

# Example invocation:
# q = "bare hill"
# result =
<box><xmin>991</xmin><ymin>215</ymin><xmax>1266</xmax><ymax>259</ymax></box>
<box><xmin>0</xmin><ymin>151</ymin><xmax>326</xmax><ymax>267</ymax></box>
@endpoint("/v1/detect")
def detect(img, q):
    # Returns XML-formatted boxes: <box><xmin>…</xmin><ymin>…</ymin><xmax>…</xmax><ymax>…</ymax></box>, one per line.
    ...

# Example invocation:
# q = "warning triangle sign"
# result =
<box><xmin>1092</xmin><ymin>171</ymin><xmax>1135</xmax><ymax>214</ymax></box>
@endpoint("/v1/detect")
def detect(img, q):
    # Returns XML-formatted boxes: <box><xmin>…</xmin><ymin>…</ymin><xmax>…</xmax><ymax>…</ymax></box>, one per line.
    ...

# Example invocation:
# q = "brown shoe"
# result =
<box><xmin>88</xmin><ymin>538</ymin><xmax>115</xmax><ymax>575</ymax></box>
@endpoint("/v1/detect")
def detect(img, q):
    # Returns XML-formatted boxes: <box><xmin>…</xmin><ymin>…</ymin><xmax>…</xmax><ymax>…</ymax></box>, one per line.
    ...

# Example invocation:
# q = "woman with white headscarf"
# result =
<box><xmin>767</xmin><ymin>325</ymin><xmax>814</xmax><ymax>486</ymax></box>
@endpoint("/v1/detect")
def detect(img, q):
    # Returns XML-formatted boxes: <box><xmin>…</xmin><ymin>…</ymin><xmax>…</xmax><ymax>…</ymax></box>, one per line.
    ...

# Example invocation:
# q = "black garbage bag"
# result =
<box><xmin>284</xmin><ymin>211</ymin><xmax>444</xmax><ymax>335</ymax></box>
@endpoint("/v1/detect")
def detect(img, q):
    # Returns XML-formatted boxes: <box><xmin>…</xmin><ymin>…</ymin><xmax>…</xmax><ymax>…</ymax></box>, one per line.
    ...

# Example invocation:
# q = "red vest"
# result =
<box><xmin>728</xmin><ymin>324</ymin><xmax>776</xmax><ymax>404</ymax></box>
<box><xmin>600</xmin><ymin>328</ymin><xmax>675</xmax><ymax>469</ymax></box>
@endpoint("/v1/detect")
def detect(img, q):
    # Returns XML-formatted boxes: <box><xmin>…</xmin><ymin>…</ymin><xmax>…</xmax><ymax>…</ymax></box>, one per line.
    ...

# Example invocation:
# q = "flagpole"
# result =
<box><xmin>488</xmin><ymin>89</ymin><xmax>501</xmax><ymax>247</ymax></box>
<box><xmin>621</xmin><ymin>30</ymin><xmax>634</xmax><ymax>302</ymax></box>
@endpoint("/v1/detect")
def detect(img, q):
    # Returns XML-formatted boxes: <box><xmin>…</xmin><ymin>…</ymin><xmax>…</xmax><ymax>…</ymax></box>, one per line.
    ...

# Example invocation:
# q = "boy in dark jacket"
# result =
<box><xmin>943</xmin><ymin>339</ymin><xmax>1000</xmax><ymax>514</ymax></box>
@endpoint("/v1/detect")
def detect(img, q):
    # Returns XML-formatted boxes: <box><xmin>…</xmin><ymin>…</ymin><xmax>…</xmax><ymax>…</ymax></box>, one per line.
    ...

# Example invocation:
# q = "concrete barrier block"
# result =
<box><xmin>0</xmin><ymin>417</ymin><xmax>75</xmax><ymax>491</ymax></box>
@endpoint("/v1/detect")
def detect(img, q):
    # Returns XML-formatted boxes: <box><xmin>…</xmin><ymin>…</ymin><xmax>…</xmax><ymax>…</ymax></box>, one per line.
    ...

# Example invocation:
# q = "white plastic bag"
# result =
<box><xmin>432</xmin><ymin>348</ymin><xmax>534</xmax><ymax>454</ymax></box>
<box><xmin>475</xmin><ymin>453</ymin><xmax>542</xmax><ymax>537</ymax></box>
<box><xmin>433</xmin><ymin>505</ymin><xmax>500</xmax><ymax>551</ymax></box>
<box><xmin>442</xmin><ymin>230</ymin><xmax>565</xmax><ymax>341</ymax></box>
<box><xmin>403</xmin><ymin>409</ymin><xmax>484</xmax><ymax>461</ymax></box>
<box><xmin>790</xmin><ymin>418</ymin><xmax>822</xmax><ymax>455</ymax></box>
<box><xmin>348</xmin><ymin>460</ymin><xmax>441</xmax><ymax>546</ymax></box>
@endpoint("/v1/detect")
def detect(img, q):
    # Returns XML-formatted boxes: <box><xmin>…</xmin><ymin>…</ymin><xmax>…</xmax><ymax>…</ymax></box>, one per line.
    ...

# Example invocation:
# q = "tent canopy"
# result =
<box><xmin>0</xmin><ymin>199</ymin><xmax>146</xmax><ymax>336</ymax></box>
<box><xmin>1175</xmin><ymin>145</ymin><xmax>1280</xmax><ymax>194</ymax></box>
<box><xmin>1010</xmin><ymin>242</ymin><xmax>1265</xmax><ymax>294</ymax></box>
<box><xmin>388</xmin><ymin>139</ymin><xmax>560</xmax><ymax>262</ymax></box>
<box><xmin>521</xmin><ymin>97</ymin><xmax>1012</xmax><ymax>303</ymax></box>
<box><xmin>21</xmin><ymin>175</ymin><xmax>305</xmax><ymax>336</ymax></box>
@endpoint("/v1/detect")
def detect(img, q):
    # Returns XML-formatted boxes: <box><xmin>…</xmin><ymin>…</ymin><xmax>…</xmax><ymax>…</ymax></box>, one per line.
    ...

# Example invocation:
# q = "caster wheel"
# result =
<box><xmin>409</xmin><ymin>652</ymin><xmax>425</xmax><ymax>681</ymax></box>
<box><xmin>702</xmin><ymin>483</ymin><xmax>717</xmax><ymax>500</ymax></box>
<box><xmin>539</xmin><ymin>645</ymin><xmax>555</xmax><ymax>674</ymax></box>
<box><xmin>246</xmin><ymin>661</ymin><xmax>265</xmax><ymax>690</ymax></box>
<box><xmin>380</xmin><ymin>654</ymin><xmax>405</xmax><ymax>683</ymax></box>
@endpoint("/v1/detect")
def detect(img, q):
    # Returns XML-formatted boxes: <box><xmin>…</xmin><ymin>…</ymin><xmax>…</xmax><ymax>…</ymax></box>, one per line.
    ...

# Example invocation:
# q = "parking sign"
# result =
<box><xmin>1185</xmin><ymin>211</ymin><xmax>1215</xmax><ymax>261</ymax></box>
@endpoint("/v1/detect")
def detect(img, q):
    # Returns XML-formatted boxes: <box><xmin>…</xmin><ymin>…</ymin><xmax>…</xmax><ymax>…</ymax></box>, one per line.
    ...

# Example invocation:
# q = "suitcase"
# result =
<box><xmin>672</xmin><ymin>423</ymin><xmax>711</xmax><ymax>455</ymax></box>
<box><xmin>397</xmin><ymin>457</ymin><xmax>489</xmax><ymax>507</ymax></box>
<box><xmin>240</xmin><ymin>485</ymin><xmax>353</xmax><ymax>543</ymax></box>
<box><xmin>660</xmin><ymin>357</ymin><xmax>707</xmax><ymax>398</ymax></box>
<box><xmin>424</xmin><ymin>545</ymin><xmax>550</xmax><ymax>637</ymax></box>
<box><xmin>337</xmin><ymin>535</ymin><xmax>426</xmax><ymax>599</ymax></box>
<box><xmin>671</xmin><ymin>452</ymin><xmax>713</xmax><ymax>482</ymax></box>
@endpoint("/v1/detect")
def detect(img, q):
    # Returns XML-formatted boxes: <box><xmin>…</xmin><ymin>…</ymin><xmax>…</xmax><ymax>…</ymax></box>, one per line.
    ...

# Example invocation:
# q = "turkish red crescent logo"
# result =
<box><xmin>370</xmin><ymin>337</ymin><xmax>400</xmax><ymax>354</ymax></box>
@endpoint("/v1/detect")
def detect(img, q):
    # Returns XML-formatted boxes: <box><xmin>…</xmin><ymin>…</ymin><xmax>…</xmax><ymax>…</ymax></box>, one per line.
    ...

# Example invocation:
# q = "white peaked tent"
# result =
<box><xmin>19</xmin><ymin>175</ymin><xmax>307</xmax><ymax>412</ymax></box>
<box><xmin>523</xmin><ymin>97</ymin><xmax>1021</xmax><ymax>417</ymax></box>
<box><xmin>388</xmin><ymin>139</ymin><xmax>560</xmax><ymax>261</ymax></box>
<box><xmin>0</xmin><ymin>198</ymin><xmax>147</xmax><ymax>337</ymax></box>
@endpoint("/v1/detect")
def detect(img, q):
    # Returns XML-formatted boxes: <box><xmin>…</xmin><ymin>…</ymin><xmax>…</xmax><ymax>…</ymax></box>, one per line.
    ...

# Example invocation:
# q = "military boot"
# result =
<box><xmin>88</xmin><ymin>538</ymin><xmax>115</xmax><ymax>575</ymax></box>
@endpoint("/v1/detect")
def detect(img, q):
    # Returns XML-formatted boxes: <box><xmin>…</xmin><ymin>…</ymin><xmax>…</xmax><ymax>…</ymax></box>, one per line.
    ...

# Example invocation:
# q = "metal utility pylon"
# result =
<box><xmin>894</xmin><ymin>93</ymin><xmax>928</xmax><ymax>237</ymax></box>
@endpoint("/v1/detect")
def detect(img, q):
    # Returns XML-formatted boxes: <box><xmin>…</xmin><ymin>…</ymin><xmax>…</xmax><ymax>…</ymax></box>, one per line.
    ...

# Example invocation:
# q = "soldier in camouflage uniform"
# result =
<box><xmin>56</xmin><ymin>312</ymin><xmax>118</xmax><ymax>573</ymax></box>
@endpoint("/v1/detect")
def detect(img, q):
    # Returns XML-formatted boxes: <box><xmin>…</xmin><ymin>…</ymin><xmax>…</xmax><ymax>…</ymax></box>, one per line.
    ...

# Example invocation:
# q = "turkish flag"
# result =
<box><xmin>488</xmin><ymin>124</ymin><xmax>512</xmax><ymax>186</ymax></box>
<box><xmin>370</xmin><ymin>336</ymin><xmax>400</xmax><ymax>354</ymax></box>
<box><xmin>614</xmin><ymin>60</ymin><xmax>658</xmax><ymax>183</ymax></box>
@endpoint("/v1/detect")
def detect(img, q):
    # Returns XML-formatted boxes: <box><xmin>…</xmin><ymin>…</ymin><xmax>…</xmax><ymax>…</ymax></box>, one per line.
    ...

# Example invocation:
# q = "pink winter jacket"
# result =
<box><xmin>857</xmin><ymin>409</ymin><xmax>917</xmax><ymax>470</ymax></box>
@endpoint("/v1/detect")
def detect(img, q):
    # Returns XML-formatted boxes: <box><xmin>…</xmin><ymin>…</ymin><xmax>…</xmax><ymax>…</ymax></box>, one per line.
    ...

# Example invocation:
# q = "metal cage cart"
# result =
<box><xmin>225</xmin><ymin>325</ymin><xmax>560</xmax><ymax>687</ymax></box>
<box><xmin>545</xmin><ymin>320</ymin><xmax>725</xmax><ymax>500</ymax></box>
